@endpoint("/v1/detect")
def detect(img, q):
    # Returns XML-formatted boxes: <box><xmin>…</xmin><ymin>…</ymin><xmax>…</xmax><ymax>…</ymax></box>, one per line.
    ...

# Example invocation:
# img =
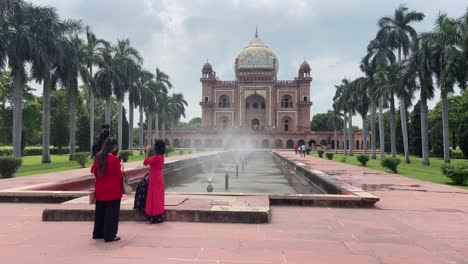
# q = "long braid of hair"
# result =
<box><xmin>97</xmin><ymin>137</ymin><xmax>117</xmax><ymax>175</ymax></box>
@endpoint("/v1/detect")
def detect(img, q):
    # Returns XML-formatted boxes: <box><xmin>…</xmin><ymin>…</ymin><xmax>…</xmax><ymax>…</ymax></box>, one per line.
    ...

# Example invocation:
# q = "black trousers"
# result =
<box><xmin>93</xmin><ymin>199</ymin><xmax>121</xmax><ymax>241</ymax></box>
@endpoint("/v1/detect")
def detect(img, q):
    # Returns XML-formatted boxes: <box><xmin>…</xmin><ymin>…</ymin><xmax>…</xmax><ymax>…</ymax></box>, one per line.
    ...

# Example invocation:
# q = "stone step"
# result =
<box><xmin>42</xmin><ymin>194</ymin><xmax>270</xmax><ymax>224</ymax></box>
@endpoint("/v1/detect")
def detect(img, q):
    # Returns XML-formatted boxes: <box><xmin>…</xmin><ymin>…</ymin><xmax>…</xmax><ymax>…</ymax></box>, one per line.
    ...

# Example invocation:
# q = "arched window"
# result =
<box><xmin>284</xmin><ymin>119</ymin><xmax>289</xmax><ymax>131</ymax></box>
<box><xmin>303</xmin><ymin>96</ymin><xmax>308</xmax><ymax>102</ymax></box>
<box><xmin>218</xmin><ymin>95</ymin><xmax>230</xmax><ymax>108</ymax></box>
<box><xmin>281</xmin><ymin>95</ymin><xmax>293</xmax><ymax>108</ymax></box>
<box><xmin>204</xmin><ymin>96</ymin><xmax>209</xmax><ymax>102</ymax></box>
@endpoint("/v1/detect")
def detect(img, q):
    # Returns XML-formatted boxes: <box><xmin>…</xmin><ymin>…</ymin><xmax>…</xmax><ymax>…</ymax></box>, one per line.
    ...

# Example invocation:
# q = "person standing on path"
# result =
<box><xmin>301</xmin><ymin>144</ymin><xmax>306</xmax><ymax>157</ymax></box>
<box><xmin>91</xmin><ymin>137</ymin><xmax>123</xmax><ymax>242</ymax></box>
<box><xmin>144</xmin><ymin>139</ymin><xmax>166</xmax><ymax>224</ymax></box>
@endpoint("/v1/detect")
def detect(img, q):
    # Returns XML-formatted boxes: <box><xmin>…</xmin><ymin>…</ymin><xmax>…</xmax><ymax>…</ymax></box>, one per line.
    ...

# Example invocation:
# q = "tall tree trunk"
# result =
<box><xmin>161</xmin><ymin>113</ymin><xmax>166</xmax><ymax>142</ymax></box>
<box><xmin>128</xmin><ymin>101</ymin><xmax>133</xmax><ymax>155</ymax></box>
<box><xmin>334</xmin><ymin>124</ymin><xmax>337</xmax><ymax>154</ymax></box>
<box><xmin>441</xmin><ymin>90</ymin><xmax>450</xmax><ymax>163</ymax></box>
<box><xmin>171</xmin><ymin>121</ymin><xmax>175</xmax><ymax>147</ymax></box>
<box><xmin>69</xmin><ymin>79</ymin><xmax>78</xmax><ymax>159</ymax></box>
<box><xmin>371</xmin><ymin>101</ymin><xmax>377</xmax><ymax>159</ymax></box>
<box><xmin>420</xmin><ymin>88</ymin><xmax>430</xmax><ymax>165</ymax></box>
<box><xmin>105</xmin><ymin>97</ymin><xmax>111</xmax><ymax>124</ymax></box>
<box><xmin>147</xmin><ymin>112</ymin><xmax>152</xmax><ymax>146</ymax></box>
<box><xmin>12</xmin><ymin>68</ymin><xmax>24</xmax><ymax>158</ymax></box>
<box><xmin>139</xmin><ymin>104</ymin><xmax>144</xmax><ymax>155</ymax></box>
<box><xmin>389</xmin><ymin>93</ymin><xmax>397</xmax><ymax>158</ymax></box>
<box><xmin>41</xmin><ymin>67</ymin><xmax>51</xmax><ymax>163</ymax></box>
<box><xmin>397</xmin><ymin>47</ymin><xmax>410</xmax><ymax>162</ymax></box>
<box><xmin>348</xmin><ymin>111</ymin><xmax>353</xmax><ymax>156</ymax></box>
<box><xmin>379</xmin><ymin>97</ymin><xmax>385</xmax><ymax>160</ymax></box>
<box><xmin>89</xmin><ymin>66</ymin><xmax>94</xmax><ymax>153</ymax></box>
<box><xmin>118</xmin><ymin>100</ymin><xmax>123</xmax><ymax>151</ymax></box>
<box><xmin>343</xmin><ymin>112</ymin><xmax>347</xmax><ymax>155</ymax></box>
<box><xmin>399</xmin><ymin>97</ymin><xmax>410</xmax><ymax>163</ymax></box>
<box><xmin>362</xmin><ymin>114</ymin><xmax>367</xmax><ymax>155</ymax></box>
<box><xmin>154</xmin><ymin>113</ymin><xmax>159</xmax><ymax>140</ymax></box>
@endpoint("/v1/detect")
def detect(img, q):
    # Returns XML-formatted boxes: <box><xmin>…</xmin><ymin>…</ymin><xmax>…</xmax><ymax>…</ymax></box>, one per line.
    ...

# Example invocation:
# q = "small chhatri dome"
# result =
<box><xmin>235</xmin><ymin>28</ymin><xmax>279</xmax><ymax>73</ymax></box>
<box><xmin>300</xmin><ymin>60</ymin><xmax>310</xmax><ymax>71</ymax></box>
<box><xmin>202</xmin><ymin>61</ymin><xmax>213</xmax><ymax>72</ymax></box>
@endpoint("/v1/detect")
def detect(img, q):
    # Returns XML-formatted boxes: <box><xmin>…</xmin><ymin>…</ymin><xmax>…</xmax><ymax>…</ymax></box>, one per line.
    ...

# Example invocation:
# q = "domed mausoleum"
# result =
<box><xmin>147</xmin><ymin>30</ymin><xmax>369</xmax><ymax>150</ymax></box>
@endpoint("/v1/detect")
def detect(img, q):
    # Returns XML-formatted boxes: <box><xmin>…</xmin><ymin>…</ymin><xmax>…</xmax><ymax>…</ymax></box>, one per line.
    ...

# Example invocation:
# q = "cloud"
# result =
<box><xmin>28</xmin><ymin>0</ymin><xmax>467</xmax><ymax>128</ymax></box>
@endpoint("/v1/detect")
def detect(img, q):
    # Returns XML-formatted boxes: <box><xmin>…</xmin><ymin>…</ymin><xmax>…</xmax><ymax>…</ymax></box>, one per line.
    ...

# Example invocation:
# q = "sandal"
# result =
<box><xmin>105</xmin><ymin>236</ymin><xmax>121</xmax><ymax>242</ymax></box>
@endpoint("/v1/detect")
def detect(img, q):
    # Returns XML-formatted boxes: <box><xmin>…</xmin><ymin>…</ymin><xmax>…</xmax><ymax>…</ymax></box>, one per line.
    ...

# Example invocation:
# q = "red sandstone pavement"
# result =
<box><xmin>0</xmin><ymin>151</ymin><xmax>468</xmax><ymax>263</ymax></box>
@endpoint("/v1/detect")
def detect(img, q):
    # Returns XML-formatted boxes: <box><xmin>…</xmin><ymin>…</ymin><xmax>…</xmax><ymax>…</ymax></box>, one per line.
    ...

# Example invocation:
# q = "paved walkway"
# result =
<box><xmin>0</xmin><ymin>151</ymin><xmax>467</xmax><ymax>263</ymax></box>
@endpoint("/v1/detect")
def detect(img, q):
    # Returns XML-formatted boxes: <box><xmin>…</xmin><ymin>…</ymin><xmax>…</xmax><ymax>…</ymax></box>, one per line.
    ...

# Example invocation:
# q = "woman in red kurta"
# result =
<box><xmin>91</xmin><ymin>137</ymin><xmax>123</xmax><ymax>242</ymax></box>
<box><xmin>143</xmin><ymin>139</ymin><xmax>166</xmax><ymax>224</ymax></box>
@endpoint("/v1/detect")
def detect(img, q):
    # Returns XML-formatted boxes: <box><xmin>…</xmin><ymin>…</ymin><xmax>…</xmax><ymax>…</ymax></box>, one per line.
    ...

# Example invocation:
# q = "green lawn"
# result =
<box><xmin>13</xmin><ymin>149</ymin><xmax>199</xmax><ymax>177</ymax></box>
<box><xmin>309</xmin><ymin>152</ymin><xmax>468</xmax><ymax>190</ymax></box>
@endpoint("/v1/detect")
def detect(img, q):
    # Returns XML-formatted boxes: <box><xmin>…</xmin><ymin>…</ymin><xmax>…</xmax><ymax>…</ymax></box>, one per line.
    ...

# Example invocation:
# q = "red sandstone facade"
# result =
<box><xmin>147</xmin><ymin>32</ymin><xmax>369</xmax><ymax>150</ymax></box>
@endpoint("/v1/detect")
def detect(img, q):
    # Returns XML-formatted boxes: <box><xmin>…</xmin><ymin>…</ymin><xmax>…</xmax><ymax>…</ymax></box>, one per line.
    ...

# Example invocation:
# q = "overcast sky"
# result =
<box><xmin>29</xmin><ymin>0</ymin><xmax>466</xmax><ymax>127</ymax></box>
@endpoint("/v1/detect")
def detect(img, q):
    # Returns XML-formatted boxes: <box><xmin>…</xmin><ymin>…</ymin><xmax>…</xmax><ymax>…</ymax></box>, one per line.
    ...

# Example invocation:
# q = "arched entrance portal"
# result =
<box><xmin>261</xmin><ymin>139</ymin><xmax>269</xmax><ymax>148</ymax></box>
<box><xmin>298</xmin><ymin>139</ymin><xmax>305</xmax><ymax>146</ymax></box>
<box><xmin>286</xmin><ymin>139</ymin><xmax>294</xmax><ymax>149</ymax></box>
<box><xmin>275</xmin><ymin>139</ymin><xmax>283</xmax><ymax>148</ymax></box>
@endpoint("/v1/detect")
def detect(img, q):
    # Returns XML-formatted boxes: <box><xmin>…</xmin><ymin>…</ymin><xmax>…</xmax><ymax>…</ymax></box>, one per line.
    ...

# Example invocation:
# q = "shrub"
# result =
<box><xmin>119</xmin><ymin>150</ymin><xmax>131</xmax><ymax>163</ymax></box>
<box><xmin>441</xmin><ymin>164</ymin><xmax>468</xmax><ymax>185</ymax></box>
<box><xmin>317</xmin><ymin>149</ymin><xmax>325</xmax><ymax>158</ymax></box>
<box><xmin>451</xmin><ymin>149</ymin><xmax>466</xmax><ymax>159</ymax></box>
<box><xmin>179</xmin><ymin>150</ymin><xmax>184</xmax><ymax>155</ymax></box>
<box><xmin>356</xmin><ymin>155</ymin><xmax>370</xmax><ymax>166</ymax></box>
<box><xmin>305</xmin><ymin>147</ymin><xmax>312</xmax><ymax>155</ymax></box>
<box><xmin>166</xmin><ymin>146</ymin><xmax>174</xmax><ymax>153</ymax></box>
<box><xmin>325</xmin><ymin>153</ymin><xmax>334</xmax><ymax>160</ymax></box>
<box><xmin>0</xmin><ymin>156</ymin><xmax>23</xmax><ymax>178</ymax></box>
<box><xmin>381</xmin><ymin>157</ymin><xmax>401</xmax><ymax>173</ymax></box>
<box><xmin>188</xmin><ymin>150</ymin><xmax>193</xmax><ymax>154</ymax></box>
<box><xmin>72</xmin><ymin>152</ymin><xmax>89</xmax><ymax>168</ymax></box>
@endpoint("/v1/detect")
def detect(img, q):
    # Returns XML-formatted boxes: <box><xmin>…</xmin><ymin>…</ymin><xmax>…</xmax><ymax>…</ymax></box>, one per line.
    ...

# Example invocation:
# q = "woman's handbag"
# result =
<box><xmin>122</xmin><ymin>174</ymin><xmax>133</xmax><ymax>194</ymax></box>
<box><xmin>89</xmin><ymin>190</ymin><xmax>96</xmax><ymax>204</ymax></box>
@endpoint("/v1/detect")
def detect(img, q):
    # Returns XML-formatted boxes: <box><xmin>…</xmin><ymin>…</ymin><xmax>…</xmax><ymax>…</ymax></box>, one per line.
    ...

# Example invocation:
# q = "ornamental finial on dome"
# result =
<box><xmin>255</xmin><ymin>25</ymin><xmax>258</xmax><ymax>38</ymax></box>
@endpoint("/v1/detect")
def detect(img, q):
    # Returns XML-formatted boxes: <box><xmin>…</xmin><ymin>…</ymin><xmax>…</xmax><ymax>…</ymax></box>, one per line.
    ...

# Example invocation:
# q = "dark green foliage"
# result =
<box><xmin>179</xmin><ymin>150</ymin><xmax>184</xmax><ymax>155</ymax></box>
<box><xmin>356</xmin><ymin>154</ymin><xmax>370</xmax><ymax>166</ymax></box>
<box><xmin>305</xmin><ymin>147</ymin><xmax>311</xmax><ymax>155</ymax></box>
<box><xmin>166</xmin><ymin>146</ymin><xmax>174</xmax><ymax>153</ymax></box>
<box><xmin>188</xmin><ymin>150</ymin><xmax>192</xmax><ymax>154</ymax></box>
<box><xmin>317</xmin><ymin>149</ymin><xmax>325</xmax><ymax>158</ymax></box>
<box><xmin>381</xmin><ymin>157</ymin><xmax>401</xmax><ymax>173</ymax></box>
<box><xmin>409</xmin><ymin>101</ymin><xmax>422</xmax><ymax>157</ymax></box>
<box><xmin>119</xmin><ymin>150</ymin><xmax>131</xmax><ymax>163</ymax></box>
<box><xmin>51</xmin><ymin>90</ymin><xmax>69</xmax><ymax>154</ymax></box>
<box><xmin>76</xmin><ymin>114</ymin><xmax>90</xmax><ymax>151</ymax></box>
<box><xmin>0</xmin><ymin>156</ymin><xmax>22</xmax><ymax>178</ymax></box>
<box><xmin>459</xmin><ymin>117</ymin><xmax>468</xmax><ymax>158</ymax></box>
<box><xmin>441</xmin><ymin>164</ymin><xmax>468</xmax><ymax>185</ymax></box>
<box><xmin>72</xmin><ymin>152</ymin><xmax>89</xmax><ymax>168</ymax></box>
<box><xmin>325</xmin><ymin>153</ymin><xmax>334</xmax><ymax>160</ymax></box>
<box><xmin>310</xmin><ymin>111</ymin><xmax>344</xmax><ymax>131</ymax></box>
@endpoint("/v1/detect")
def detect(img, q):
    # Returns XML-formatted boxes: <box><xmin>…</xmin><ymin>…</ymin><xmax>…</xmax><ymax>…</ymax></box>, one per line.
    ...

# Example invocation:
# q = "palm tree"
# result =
<box><xmin>360</xmin><ymin>59</ymin><xmax>378</xmax><ymax>159</ymax></box>
<box><xmin>354</xmin><ymin>77</ymin><xmax>370</xmax><ymax>155</ymax></box>
<box><xmin>346</xmin><ymin>79</ymin><xmax>358</xmax><ymax>156</ymax></box>
<box><xmin>2</xmin><ymin>2</ymin><xmax>50</xmax><ymax>157</ymax></box>
<box><xmin>113</xmin><ymin>39</ymin><xmax>143</xmax><ymax>151</ymax></box>
<box><xmin>154</xmin><ymin>68</ymin><xmax>173</xmax><ymax>141</ymax></box>
<box><xmin>52</xmin><ymin>35</ymin><xmax>83</xmax><ymax>159</ymax></box>
<box><xmin>81</xmin><ymin>26</ymin><xmax>108</xmax><ymax>152</ymax></box>
<box><xmin>405</xmin><ymin>34</ymin><xmax>435</xmax><ymax>165</ymax></box>
<box><xmin>167</xmin><ymin>93</ymin><xmax>188</xmax><ymax>145</ymax></box>
<box><xmin>333</xmin><ymin>79</ymin><xmax>351</xmax><ymax>155</ymax></box>
<box><xmin>432</xmin><ymin>13</ymin><xmax>465</xmax><ymax>163</ymax></box>
<box><xmin>328</xmin><ymin>105</ymin><xmax>342</xmax><ymax>153</ymax></box>
<box><xmin>130</xmin><ymin>68</ymin><xmax>150</xmax><ymax>154</ymax></box>
<box><xmin>31</xmin><ymin>8</ymin><xmax>82</xmax><ymax>163</ymax></box>
<box><xmin>365</xmin><ymin>36</ymin><xmax>396</xmax><ymax>159</ymax></box>
<box><xmin>95</xmin><ymin>45</ymin><xmax>120</xmax><ymax>125</ymax></box>
<box><xmin>377</xmin><ymin>4</ymin><xmax>425</xmax><ymax>163</ymax></box>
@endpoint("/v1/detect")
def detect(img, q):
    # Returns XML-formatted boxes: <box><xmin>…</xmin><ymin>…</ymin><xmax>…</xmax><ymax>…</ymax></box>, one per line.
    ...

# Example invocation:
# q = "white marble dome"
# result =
<box><xmin>235</xmin><ymin>35</ymin><xmax>278</xmax><ymax>73</ymax></box>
